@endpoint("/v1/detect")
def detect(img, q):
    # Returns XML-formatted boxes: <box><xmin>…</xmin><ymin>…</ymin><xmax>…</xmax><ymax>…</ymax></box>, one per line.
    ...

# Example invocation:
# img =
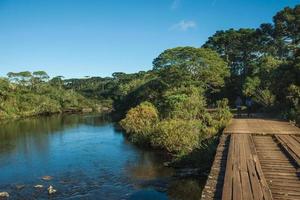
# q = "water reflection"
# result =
<box><xmin>0</xmin><ymin>114</ymin><xmax>203</xmax><ymax>199</ymax></box>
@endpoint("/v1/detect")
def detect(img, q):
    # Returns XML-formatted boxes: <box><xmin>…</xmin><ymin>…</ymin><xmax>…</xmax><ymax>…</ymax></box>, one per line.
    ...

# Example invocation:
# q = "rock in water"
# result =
<box><xmin>0</xmin><ymin>192</ymin><xmax>9</xmax><ymax>198</ymax></box>
<box><xmin>16</xmin><ymin>184</ymin><xmax>25</xmax><ymax>190</ymax></box>
<box><xmin>34</xmin><ymin>185</ymin><xmax>43</xmax><ymax>188</ymax></box>
<box><xmin>42</xmin><ymin>175</ymin><xmax>53</xmax><ymax>181</ymax></box>
<box><xmin>48</xmin><ymin>185</ymin><xmax>57</xmax><ymax>195</ymax></box>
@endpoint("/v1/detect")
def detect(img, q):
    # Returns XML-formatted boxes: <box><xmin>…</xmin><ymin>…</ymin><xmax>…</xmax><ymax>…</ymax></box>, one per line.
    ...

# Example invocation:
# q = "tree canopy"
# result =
<box><xmin>153</xmin><ymin>47</ymin><xmax>230</xmax><ymax>92</ymax></box>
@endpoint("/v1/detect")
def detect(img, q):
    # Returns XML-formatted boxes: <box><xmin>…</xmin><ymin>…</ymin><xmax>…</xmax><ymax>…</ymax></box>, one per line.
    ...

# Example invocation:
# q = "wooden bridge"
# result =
<box><xmin>201</xmin><ymin>118</ymin><xmax>300</xmax><ymax>200</ymax></box>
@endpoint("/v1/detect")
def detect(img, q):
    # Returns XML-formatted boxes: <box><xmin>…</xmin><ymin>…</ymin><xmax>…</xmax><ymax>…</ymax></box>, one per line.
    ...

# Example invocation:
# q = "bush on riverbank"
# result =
<box><xmin>120</xmin><ymin>102</ymin><xmax>159</xmax><ymax>144</ymax></box>
<box><xmin>152</xmin><ymin>119</ymin><xmax>203</xmax><ymax>155</ymax></box>
<box><xmin>120</xmin><ymin>97</ymin><xmax>232</xmax><ymax>156</ymax></box>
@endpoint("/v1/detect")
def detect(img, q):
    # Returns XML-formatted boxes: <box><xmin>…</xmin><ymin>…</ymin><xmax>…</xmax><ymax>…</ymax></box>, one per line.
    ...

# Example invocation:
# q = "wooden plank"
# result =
<box><xmin>275</xmin><ymin>135</ymin><xmax>300</xmax><ymax>167</ymax></box>
<box><xmin>248</xmin><ymin>135</ymin><xmax>273</xmax><ymax>200</ymax></box>
<box><xmin>222</xmin><ymin>134</ymin><xmax>273</xmax><ymax>200</ymax></box>
<box><xmin>254</xmin><ymin>135</ymin><xmax>300</xmax><ymax>200</ymax></box>
<box><xmin>224</xmin><ymin>119</ymin><xmax>300</xmax><ymax>135</ymax></box>
<box><xmin>222</xmin><ymin>135</ymin><xmax>234</xmax><ymax>200</ymax></box>
<box><xmin>232</xmin><ymin>135</ymin><xmax>242</xmax><ymax>200</ymax></box>
<box><xmin>240</xmin><ymin>134</ymin><xmax>254</xmax><ymax>200</ymax></box>
<box><xmin>245</xmin><ymin>135</ymin><xmax>264</xmax><ymax>200</ymax></box>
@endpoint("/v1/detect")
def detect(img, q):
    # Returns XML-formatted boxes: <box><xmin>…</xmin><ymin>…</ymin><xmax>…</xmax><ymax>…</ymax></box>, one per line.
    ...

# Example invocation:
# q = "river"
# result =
<box><xmin>0</xmin><ymin>114</ymin><xmax>204</xmax><ymax>199</ymax></box>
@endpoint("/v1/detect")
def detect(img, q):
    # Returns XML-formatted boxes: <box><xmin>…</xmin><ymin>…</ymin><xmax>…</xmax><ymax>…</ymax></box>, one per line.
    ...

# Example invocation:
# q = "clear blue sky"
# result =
<box><xmin>0</xmin><ymin>0</ymin><xmax>299</xmax><ymax>78</ymax></box>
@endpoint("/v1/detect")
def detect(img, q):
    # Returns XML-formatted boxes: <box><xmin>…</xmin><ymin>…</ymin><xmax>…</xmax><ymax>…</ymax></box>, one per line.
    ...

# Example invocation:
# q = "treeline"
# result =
<box><xmin>68</xmin><ymin>4</ymin><xmax>300</xmax><ymax>124</ymax></box>
<box><xmin>0</xmin><ymin>71</ymin><xmax>101</xmax><ymax>119</ymax></box>
<box><xmin>203</xmin><ymin>5</ymin><xmax>300</xmax><ymax>123</ymax></box>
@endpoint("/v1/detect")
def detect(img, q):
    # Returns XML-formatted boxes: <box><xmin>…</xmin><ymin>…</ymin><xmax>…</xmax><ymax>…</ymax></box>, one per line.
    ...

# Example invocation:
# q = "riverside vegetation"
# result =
<box><xmin>0</xmin><ymin>71</ymin><xmax>102</xmax><ymax>119</ymax></box>
<box><xmin>0</xmin><ymin>4</ymin><xmax>299</xmax><ymax>170</ymax></box>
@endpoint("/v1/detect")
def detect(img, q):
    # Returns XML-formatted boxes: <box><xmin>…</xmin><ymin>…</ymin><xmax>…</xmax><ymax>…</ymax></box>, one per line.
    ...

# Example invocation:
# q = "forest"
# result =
<box><xmin>0</xmin><ymin>71</ymin><xmax>102</xmax><ymax>119</ymax></box>
<box><xmin>0</xmin><ymin>5</ymin><xmax>299</xmax><ymax>161</ymax></box>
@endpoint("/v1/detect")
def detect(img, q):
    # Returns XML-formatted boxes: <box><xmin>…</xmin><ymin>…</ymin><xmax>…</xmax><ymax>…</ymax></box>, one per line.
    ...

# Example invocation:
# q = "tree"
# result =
<box><xmin>32</xmin><ymin>71</ymin><xmax>49</xmax><ymax>82</ymax></box>
<box><xmin>50</xmin><ymin>76</ymin><xmax>65</xmax><ymax>89</ymax></box>
<box><xmin>273</xmin><ymin>5</ymin><xmax>300</xmax><ymax>56</ymax></box>
<box><xmin>161</xmin><ymin>86</ymin><xmax>206</xmax><ymax>120</ymax></box>
<box><xmin>7</xmin><ymin>71</ymin><xmax>32</xmax><ymax>85</ymax></box>
<box><xmin>255</xmin><ymin>23</ymin><xmax>279</xmax><ymax>57</ymax></box>
<box><xmin>203</xmin><ymin>29</ymin><xmax>257</xmax><ymax>76</ymax></box>
<box><xmin>243</xmin><ymin>56</ymin><xmax>282</xmax><ymax>107</ymax></box>
<box><xmin>153</xmin><ymin>47</ymin><xmax>229</xmax><ymax>92</ymax></box>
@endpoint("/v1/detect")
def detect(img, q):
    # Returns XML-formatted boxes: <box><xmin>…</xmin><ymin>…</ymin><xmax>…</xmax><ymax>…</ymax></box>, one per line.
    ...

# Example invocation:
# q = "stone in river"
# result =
<box><xmin>34</xmin><ymin>185</ymin><xmax>43</xmax><ymax>188</ymax></box>
<box><xmin>0</xmin><ymin>192</ymin><xmax>9</xmax><ymax>198</ymax></box>
<box><xmin>42</xmin><ymin>176</ymin><xmax>53</xmax><ymax>181</ymax></box>
<box><xmin>48</xmin><ymin>185</ymin><xmax>57</xmax><ymax>195</ymax></box>
<box><xmin>16</xmin><ymin>184</ymin><xmax>25</xmax><ymax>190</ymax></box>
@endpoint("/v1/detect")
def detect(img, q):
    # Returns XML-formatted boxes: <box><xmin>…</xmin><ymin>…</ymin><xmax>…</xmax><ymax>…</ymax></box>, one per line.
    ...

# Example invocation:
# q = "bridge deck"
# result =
<box><xmin>224</xmin><ymin>118</ymin><xmax>300</xmax><ymax>135</ymax></box>
<box><xmin>202</xmin><ymin>118</ymin><xmax>300</xmax><ymax>200</ymax></box>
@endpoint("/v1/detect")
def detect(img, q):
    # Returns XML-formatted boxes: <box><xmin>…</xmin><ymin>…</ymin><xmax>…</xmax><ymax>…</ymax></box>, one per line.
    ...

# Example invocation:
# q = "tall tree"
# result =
<box><xmin>203</xmin><ymin>28</ymin><xmax>257</xmax><ymax>76</ymax></box>
<box><xmin>7</xmin><ymin>71</ymin><xmax>32</xmax><ymax>86</ymax></box>
<box><xmin>32</xmin><ymin>71</ymin><xmax>49</xmax><ymax>82</ymax></box>
<box><xmin>153</xmin><ymin>47</ymin><xmax>229</xmax><ymax>93</ymax></box>
<box><xmin>273</xmin><ymin>5</ymin><xmax>300</xmax><ymax>56</ymax></box>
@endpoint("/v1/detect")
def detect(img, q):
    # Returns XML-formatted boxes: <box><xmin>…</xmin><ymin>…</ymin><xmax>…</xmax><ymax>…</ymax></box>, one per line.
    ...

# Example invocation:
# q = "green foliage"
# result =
<box><xmin>273</xmin><ymin>5</ymin><xmax>300</xmax><ymax>54</ymax></box>
<box><xmin>120</xmin><ymin>102</ymin><xmax>159</xmax><ymax>144</ymax></box>
<box><xmin>212</xmin><ymin>99</ymin><xmax>233</xmax><ymax>130</ymax></box>
<box><xmin>287</xmin><ymin>84</ymin><xmax>300</xmax><ymax>125</ymax></box>
<box><xmin>152</xmin><ymin>119</ymin><xmax>203</xmax><ymax>155</ymax></box>
<box><xmin>153</xmin><ymin>47</ymin><xmax>230</xmax><ymax>92</ymax></box>
<box><xmin>119</xmin><ymin>87</ymin><xmax>232</xmax><ymax>155</ymax></box>
<box><xmin>161</xmin><ymin>86</ymin><xmax>206</xmax><ymax>120</ymax></box>
<box><xmin>118</xmin><ymin>47</ymin><xmax>232</xmax><ymax>157</ymax></box>
<box><xmin>118</xmin><ymin>78</ymin><xmax>147</xmax><ymax>96</ymax></box>
<box><xmin>202</xmin><ymin>5</ymin><xmax>299</xmax><ymax>106</ymax></box>
<box><xmin>0</xmin><ymin>71</ymin><xmax>99</xmax><ymax>120</ymax></box>
<box><xmin>114</xmin><ymin>78</ymin><xmax>168</xmax><ymax>119</ymax></box>
<box><xmin>203</xmin><ymin>28</ymin><xmax>257</xmax><ymax>76</ymax></box>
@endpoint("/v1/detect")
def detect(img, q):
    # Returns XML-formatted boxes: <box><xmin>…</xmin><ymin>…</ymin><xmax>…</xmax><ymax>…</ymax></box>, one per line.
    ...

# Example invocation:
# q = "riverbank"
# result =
<box><xmin>0</xmin><ymin>103</ymin><xmax>112</xmax><ymax>122</ymax></box>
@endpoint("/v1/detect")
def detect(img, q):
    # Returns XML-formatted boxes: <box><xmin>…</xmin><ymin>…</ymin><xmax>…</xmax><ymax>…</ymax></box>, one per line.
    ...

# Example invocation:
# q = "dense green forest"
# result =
<box><xmin>0</xmin><ymin>71</ymin><xmax>102</xmax><ymax>119</ymax></box>
<box><xmin>0</xmin><ymin>5</ymin><xmax>299</xmax><ymax>163</ymax></box>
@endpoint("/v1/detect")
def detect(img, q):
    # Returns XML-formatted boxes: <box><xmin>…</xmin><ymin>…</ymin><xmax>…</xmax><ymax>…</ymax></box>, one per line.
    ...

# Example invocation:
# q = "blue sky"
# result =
<box><xmin>0</xmin><ymin>0</ymin><xmax>299</xmax><ymax>78</ymax></box>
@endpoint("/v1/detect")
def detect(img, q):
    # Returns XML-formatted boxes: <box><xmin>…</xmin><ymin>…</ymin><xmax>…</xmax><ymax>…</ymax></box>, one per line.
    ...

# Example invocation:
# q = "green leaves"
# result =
<box><xmin>120</xmin><ymin>102</ymin><xmax>159</xmax><ymax>144</ymax></box>
<box><xmin>153</xmin><ymin>47</ymin><xmax>229</xmax><ymax>92</ymax></box>
<box><xmin>0</xmin><ymin>71</ymin><xmax>97</xmax><ymax>119</ymax></box>
<box><xmin>273</xmin><ymin>5</ymin><xmax>300</xmax><ymax>52</ymax></box>
<box><xmin>152</xmin><ymin>119</ymin><xmax>202</xmax><ymax>155</ymax></box>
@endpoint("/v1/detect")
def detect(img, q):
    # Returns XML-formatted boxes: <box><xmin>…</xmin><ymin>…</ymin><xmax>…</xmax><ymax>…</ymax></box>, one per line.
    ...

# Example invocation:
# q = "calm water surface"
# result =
<box><xmin>0</xmin><ymin>114</ymin><xmax>204</xmax><ymax>199</ymax></box>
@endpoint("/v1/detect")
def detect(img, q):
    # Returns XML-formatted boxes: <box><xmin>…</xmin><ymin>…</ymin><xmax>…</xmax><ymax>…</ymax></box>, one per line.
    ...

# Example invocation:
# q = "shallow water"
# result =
<box><xmin>0</xmin><ymin>114</ymin><xmax>204</xmax><ymax>199</ymax></box>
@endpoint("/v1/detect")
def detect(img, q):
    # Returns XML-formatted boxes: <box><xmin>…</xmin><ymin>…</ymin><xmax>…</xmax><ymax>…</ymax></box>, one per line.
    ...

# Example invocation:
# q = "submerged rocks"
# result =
<box><xmin>42</xmin><ymin>176</ymin><xmax>53</xmax><ymax>181</ymax></box>
<box><xmin>0</xmin><ymin>192</ymin><xmax>9</xmax><ymax>198</ymax></box>
<box><xmin>16</xmin><ymin>184</ymin><xmax>25</xmax><ymax>190</ymax></box>
<box><xmin>48</xmin><ymin>185</ymin><xmax>57</xmax><ymax>195</ymax></box>
<box><xmin>34</xmin><ymin>184</ymin><xmax>43</xmax><ymax>188</ymax></box>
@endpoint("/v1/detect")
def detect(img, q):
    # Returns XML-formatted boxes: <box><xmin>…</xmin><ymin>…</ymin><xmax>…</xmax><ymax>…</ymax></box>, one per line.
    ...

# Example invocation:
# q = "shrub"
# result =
<box><xmin>120</xmin><ymin>102</ymin><xmax>159</xmax><ymax>144</ymax></box>
<box><xmin>211</xmin><ymin>98</ymin><xmax>232</xmax><ymax>130</ymax></box>
<box><xmin>152</xmin><ymin>119</ymin><xmax>204</xmax><ymax>155</ymax></box>
<box><xmin>287</xmin><ymin>84</ymin><xmax>300</xmax><ymax>125</ymax></box>
<box><xmin>161</xmin><ymin>86</ymin><xmax>206</xmax><ymax>120</ymax></box>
